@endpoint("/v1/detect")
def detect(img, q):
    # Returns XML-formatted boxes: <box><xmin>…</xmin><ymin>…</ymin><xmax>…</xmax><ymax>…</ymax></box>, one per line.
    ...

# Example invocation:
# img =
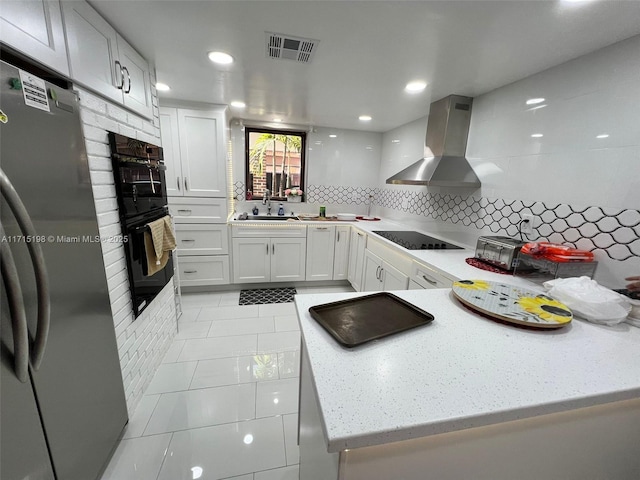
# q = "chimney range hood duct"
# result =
<box><xmin>386</xmin><ymin>95</ymin><xmax>481</xmax><ymax>187</ymax></box>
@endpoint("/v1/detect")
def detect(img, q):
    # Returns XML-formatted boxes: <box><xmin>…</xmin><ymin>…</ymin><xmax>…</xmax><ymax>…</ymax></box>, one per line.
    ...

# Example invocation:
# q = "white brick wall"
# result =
<box><xmin>75</xmin><ymin>82</ymin><xmax>177</xmax><ymax>415</ymax></box>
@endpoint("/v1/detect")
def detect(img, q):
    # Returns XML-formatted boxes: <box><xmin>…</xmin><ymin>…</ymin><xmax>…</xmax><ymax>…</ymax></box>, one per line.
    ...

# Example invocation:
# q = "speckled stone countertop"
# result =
<box><xmin>294</xmin><ymin>289</ymin><xmax>640</xmax><ymax>452</ymax></box>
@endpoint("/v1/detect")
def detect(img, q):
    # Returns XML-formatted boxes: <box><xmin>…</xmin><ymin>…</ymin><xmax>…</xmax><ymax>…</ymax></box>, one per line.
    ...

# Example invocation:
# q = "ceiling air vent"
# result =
<box><xmin>266</xmin><ymin>32</ymin><xmax>319</xmax><ymax>63</ymax></box>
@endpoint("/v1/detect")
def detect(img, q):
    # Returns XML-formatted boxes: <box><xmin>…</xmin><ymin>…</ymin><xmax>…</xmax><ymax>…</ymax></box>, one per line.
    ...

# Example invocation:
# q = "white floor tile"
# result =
<box><xmin>277</xmin><ymin>351</ymin><xmax>300</xmax><ymax>379</ymax></box>
<box><xmin>209</xmin><ymin>317</ymin><xmax>275</xmax><ymax>337</ymax></box>
<box><xmin>144</xmin><ymin>383</ymin><xmax>256</xmax><ymax>435</ymax></box>
<box><xmin>100</xmin><ymin>433</ymin><xmax>171</xmax><ymax>480</ymax></box>
<box><xmin>157</xmin><ymin>417</ymin><xmax>286</xmax><ymax>480</ymax></box>
<box><xmin>257</xmin><ymin>332</ymin><xmax>300</xmax><ymax>354</ymax></box>
<box><xmin>200</xmin><ymin>305</ymin><xmax>261</xmax><ymax>321</ymax></box>
<box><xmin>274</xmin><ymin>314</ymin><xmax>299</xmax><ymax>332</ymax></box>
<box><xmin>254</xmin><ymin>465</ymin><xmax>299</xmax><ymax>480</ymax></box>
<box><xmin>122</xmin><ymin>394</ymin><xmax>160</xmax><ymax>439</ymax></box>
<box><xmin>161</xmin><ymin>339</ymin><xmax>185</xmax><ymax>363</ymax></box>
<box><xmin>258</xmin><ymin>303</ymin><xmax>296</xmax><ymax>317</ymax></box>
<box><xmin>181</xmin><ymin>292</ymin><xmax>221</xmax><ymax>307</ymax></box>
<box><xmin>282</xmin><ymin>414</ymin><xmax>299</xmax><ymax>465</ymax></box>
<box><xmin>256</xmin><ymin>378</ymin><xmax>299</xmax><ymax>418</ymax></box>
<box><xmin>176</xmin><ymin>321</ymin><xmax>212</xmax><ymax>339</ymax></box>
<box><xmin>178</xmin><ymin>306</ymin><xmax>201</xmax><ymax>322</ymax></box>
<box><xmin>177</xmin><ymin>335</ymin><xmax>257</xmax><ymax>362</ymax></box>
<box><xmin>145</xmin><ymin>362</ymin><xmax>198</xmax><ymax>395</ymax></box>
<box><xmin>190</xmin><ymin>355</ymin><xmax>279</xmax><ymax>389</ymax></box>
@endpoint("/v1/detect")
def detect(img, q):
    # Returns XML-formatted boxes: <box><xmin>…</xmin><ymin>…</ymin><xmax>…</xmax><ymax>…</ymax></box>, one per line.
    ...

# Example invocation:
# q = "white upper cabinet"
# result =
<box><xmin>0</xmin><ymin>0</ymin><xmax>70</xmax><ymax>75</ymax></box>
<box><xmin>61</xmin><ymin>1</ymin><xmax>152</xmax><ymax>118</ymax></box>
<box><xmin>160</xmin><ymin>107</ymin><xmax>227</xmax><ymax>198</ymax></box>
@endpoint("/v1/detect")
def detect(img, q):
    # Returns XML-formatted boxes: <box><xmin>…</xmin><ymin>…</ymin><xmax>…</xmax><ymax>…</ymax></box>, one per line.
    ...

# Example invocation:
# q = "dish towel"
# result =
<box><xmin>143</xmin><ymin>215</ymin><xmax>176</xmax><ymax>276</ymax></box>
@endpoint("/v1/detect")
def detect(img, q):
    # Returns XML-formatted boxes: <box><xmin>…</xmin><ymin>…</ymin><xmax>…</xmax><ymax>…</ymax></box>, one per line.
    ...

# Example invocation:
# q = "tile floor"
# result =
<box><xmin>101</xmin><ymin>285</ymin><xmax>353</xmax><ymax>480</ymax></box>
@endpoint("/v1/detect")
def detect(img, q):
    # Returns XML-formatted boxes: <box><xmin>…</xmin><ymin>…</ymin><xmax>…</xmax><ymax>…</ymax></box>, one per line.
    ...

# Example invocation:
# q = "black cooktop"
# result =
<box><xmin>373</xmin><ymin>231</ymin><xmax>463</xmax><ymax>250</ymax></box>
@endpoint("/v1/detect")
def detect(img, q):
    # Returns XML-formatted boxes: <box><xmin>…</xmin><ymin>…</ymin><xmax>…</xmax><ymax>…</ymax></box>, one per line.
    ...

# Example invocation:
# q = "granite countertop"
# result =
<box><xmin>295</xmin><ymin>289</ymin><xmax>640</xmax><ymax>452</ymax></box>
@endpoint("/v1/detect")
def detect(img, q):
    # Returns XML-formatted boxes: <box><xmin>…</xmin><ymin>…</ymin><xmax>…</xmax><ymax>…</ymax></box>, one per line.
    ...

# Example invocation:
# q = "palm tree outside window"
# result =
<box><xmin>245</xmin><ymin>127</ymin><xmax>306</xmax><ymax>200</ymax></box>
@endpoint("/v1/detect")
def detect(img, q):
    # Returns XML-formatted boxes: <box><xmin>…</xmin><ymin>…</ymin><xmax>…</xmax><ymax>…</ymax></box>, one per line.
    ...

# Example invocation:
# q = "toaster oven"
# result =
<box><xmin>475</xmin><ymin>236</ymin><xmax>527</xmax><ymax>271</ymax></box>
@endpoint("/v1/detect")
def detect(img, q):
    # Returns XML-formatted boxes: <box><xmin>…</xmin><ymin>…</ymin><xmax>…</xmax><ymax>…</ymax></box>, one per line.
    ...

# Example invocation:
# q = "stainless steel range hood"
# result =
<box><xmin>386</xmin><ymin>95</ymin><xmax>481</xmax><ymax>187</ymax></box>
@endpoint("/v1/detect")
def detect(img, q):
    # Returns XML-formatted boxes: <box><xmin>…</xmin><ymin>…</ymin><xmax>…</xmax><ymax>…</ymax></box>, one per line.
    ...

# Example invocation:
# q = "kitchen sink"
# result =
<box><xmin>246</xmin><ymin>215</ymin><xmax>299</xmax><ymax>221</ymax></box>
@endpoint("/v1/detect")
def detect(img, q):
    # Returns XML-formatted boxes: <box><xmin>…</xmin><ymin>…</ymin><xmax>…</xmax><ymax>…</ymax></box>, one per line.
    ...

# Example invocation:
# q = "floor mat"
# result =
<box><xmin>239</xmin><ymin>287</ymin><xmax>297</xmax><ymax>306</ymax></box>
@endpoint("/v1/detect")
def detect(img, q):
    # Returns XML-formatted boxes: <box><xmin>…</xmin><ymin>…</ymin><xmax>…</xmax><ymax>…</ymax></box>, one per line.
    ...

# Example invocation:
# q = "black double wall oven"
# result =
<box><xmin>109</xmin><ymin>132</ymin><xmax>173</xmax><ymax>317</ymax></box>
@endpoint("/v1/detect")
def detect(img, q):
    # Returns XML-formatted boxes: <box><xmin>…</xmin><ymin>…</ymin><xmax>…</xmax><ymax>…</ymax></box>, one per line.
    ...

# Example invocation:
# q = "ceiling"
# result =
<box><xmin>90</xmin><ymin>0</ymin><xmax>640</xmax><ymax>133</ymax></box>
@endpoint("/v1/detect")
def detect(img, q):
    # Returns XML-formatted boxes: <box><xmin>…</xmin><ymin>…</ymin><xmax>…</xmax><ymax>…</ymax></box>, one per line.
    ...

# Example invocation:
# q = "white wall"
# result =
<box><xmin>78</xmin><ymin>83</ymin><xmax>177</xmax><ymax>415</ymax></box>
<box><xmin>230</xmin><ymin>121</ymin><xmax>382</xmax><ymax>216</ymax></box>
<box><xmin>376</xmin><ymin>35</ymin><xmax>640</xmax><ymax>287</ymax></box>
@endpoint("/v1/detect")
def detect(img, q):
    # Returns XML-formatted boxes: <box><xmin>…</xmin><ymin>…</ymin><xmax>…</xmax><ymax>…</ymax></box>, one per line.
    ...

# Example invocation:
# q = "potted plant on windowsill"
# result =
<box><xmin>285</xmin><ymin>187</ymin><xmax>303</xmax><ymax>202</ymax></box>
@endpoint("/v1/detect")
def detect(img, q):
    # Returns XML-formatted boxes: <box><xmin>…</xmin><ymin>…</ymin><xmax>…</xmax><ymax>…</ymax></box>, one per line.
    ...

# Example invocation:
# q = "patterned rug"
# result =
<box><xmin>239</xmin><ymin>287</ymin><xmax>297</xmax><ymax>306</ymax></box>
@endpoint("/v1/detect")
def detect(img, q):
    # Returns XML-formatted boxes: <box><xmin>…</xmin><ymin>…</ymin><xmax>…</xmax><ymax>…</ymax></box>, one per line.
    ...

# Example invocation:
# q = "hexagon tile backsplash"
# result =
<box><xmin>234</xmin><ymin>182</ymin><xmax>640</xmax><ymax>262</ymax></box>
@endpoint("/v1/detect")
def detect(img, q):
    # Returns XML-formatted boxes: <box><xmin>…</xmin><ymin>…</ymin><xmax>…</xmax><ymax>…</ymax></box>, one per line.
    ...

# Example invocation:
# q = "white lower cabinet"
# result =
<box><xmin>410</xmin><ymin>261</ymin><xmax>456</xmax><ymax>289</ymax></box>
<box><xmin>175</xmin><ymin>224</ymin><xmax>229</xmax><ymax>256</ymax></box>
<box><xmin>333</xmin><ymin>226</ymin><xmax>351</xmax><ymax>281</ymax></box>
<box><xmin>232</xmin><ymin>228</ymin><xmax>307</xmax><ymax>283</ymax></box>
<box><xmin>306</xmin><ymin>226</ymin><xmax>336</xmax><ymax>281</ymax></box>
<box><xmin>179</xmin><ymin>256</ymin><xmax>230</xmax><ymax>287</ymax></box>
<box><xmin>172</xmin><ymin>204</ymin><xmax>230</xmax><ymax>287</ymax></box>
<box><xmin>363</xmin><ymin>249</ymin><xmax>409</xmax><ymax>292</ymax></box>
<box><xmin>347</xmin><ymin>228</ymin><xmax>366</xmax><ymax>290</ymax></box>
<box><xmin>361</xmin><ymin>236</ymin><xmax>411</xmax><ymax>292</ymax></box>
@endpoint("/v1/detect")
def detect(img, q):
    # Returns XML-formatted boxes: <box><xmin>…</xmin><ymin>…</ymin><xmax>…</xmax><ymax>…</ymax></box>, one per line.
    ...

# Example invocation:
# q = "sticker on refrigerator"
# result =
<box><xmin>18</xmin><ymin>70</ymin><xmax>50</xmax><ymax>112</ymax></box>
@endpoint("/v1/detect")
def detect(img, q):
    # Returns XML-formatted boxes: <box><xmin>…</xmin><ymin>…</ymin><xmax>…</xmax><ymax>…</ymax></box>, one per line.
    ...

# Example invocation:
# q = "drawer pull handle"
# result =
<box><xmin>177</xmin><ymin>209</ymin><xmax>192</xmax><ymax>213</ymax></box>
<box><xmin>181</xmin><ymin>239</ymin><xmax>195</xmax><ymax>242</ymax></box>
<box><xmin>266</xmin><ymin>244</ymin><xmax>269</xmax><ymax>255</ymax></box>
<box><xmin>357</xmin><ymin>232</ymin><xmax>363</xmax><ymax>237</ymax></box>
<box><xmin>375</xmin><ymin>265</ymin><xmax>381</xmax><ymax>280</ymax></box>
<box><xmin>184</xmin><ymin>270</ymin><xmax>197</xmax><ymax>274</ymax></box>
<box><xmin>184</xmin><ymin>178</ymin><xmax>188</xmax><ymax>191</ymax></box>
<box><xmin>337</xmin><ymin>232</ymin><xmax>340</xmax><ymax>242</ymax></box>
<box><xmin>422</xmin><ymin>275</ymin><xmax>438</xmax><ymax>285</ymax></box>
<box><xmin>177</xmin><ymin>177</ymin><xmax>181</xmax><ymax>191</ymax></box>
<box><xmin>272</xmin><ymin>244</ymin><xmax>275</xmax><ymax>254</ymax></box>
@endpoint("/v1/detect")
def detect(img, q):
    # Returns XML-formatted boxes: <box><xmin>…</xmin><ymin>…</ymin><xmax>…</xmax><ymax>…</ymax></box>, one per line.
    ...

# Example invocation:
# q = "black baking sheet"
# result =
<box><xmin>308</xmin><ymin>292</ymin><xmax>434</xmax><ymax>348</ymax></box>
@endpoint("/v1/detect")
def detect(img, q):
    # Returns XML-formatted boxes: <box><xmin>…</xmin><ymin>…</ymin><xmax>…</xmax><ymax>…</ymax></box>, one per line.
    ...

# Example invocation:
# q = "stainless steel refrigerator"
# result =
<box><xmin>1</xmin><ymin>59</ymin><xmax>128</xmax><ymax>480</ymax></box>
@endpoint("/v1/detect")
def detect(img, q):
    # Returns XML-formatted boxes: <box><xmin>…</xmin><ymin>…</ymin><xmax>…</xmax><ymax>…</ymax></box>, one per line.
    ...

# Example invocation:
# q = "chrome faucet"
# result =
<box><xmin>263</xmin><ymin>189</ymin><xmax>272</xmax><ymax>215</ymax></box>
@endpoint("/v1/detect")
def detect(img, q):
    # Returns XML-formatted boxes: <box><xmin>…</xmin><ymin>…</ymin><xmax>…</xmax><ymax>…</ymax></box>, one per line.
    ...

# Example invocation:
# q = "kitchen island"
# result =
<box><xmin>295</xmin><ymin>289</ymin><xmax>640</xmax><ymax>480</ymax></box>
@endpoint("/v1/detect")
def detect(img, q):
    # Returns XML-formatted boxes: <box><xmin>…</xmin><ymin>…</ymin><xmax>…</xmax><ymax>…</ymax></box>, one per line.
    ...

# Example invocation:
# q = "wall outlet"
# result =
<box><xmin>521</xmin><ymin>213</ymin><xmax>535</xmax><ymax>234</ymax></box>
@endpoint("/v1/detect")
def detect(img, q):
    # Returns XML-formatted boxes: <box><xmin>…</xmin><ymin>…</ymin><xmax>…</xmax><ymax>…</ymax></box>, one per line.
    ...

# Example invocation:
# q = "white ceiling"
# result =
<box><xmin>90</xmin><ymin>0</ymin><xmax>640</xmax><ymax>133</ymax></box>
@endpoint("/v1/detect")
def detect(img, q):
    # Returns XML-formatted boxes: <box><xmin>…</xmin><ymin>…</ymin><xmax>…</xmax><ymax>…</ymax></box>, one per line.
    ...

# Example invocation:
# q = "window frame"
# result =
<box><xmin>244</xmin><ymin>126</ymin><xmax>307</xmax><ymax>201</ymax></box>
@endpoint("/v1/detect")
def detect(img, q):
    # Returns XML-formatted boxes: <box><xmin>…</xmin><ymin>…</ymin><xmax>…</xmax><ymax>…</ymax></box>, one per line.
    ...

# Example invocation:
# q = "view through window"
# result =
<box><xmin>245</xmin><ymin>127</ymin><xmax>306</xmax><ymax>200</ymax></box>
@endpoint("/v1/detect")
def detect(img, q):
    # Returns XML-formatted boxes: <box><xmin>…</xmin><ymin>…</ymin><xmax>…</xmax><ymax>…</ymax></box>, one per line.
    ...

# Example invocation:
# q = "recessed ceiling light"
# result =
<box><xmin>273</xmin><ymin>118</ymin><xmax>282</xmax><ymax>123</ymax></box>
<box><xmin>526</xmin><ymin>98</ymin><xmax>545</xmax><ymax>105</ymax></box>
<box><xmin>531</xmin><ymin>133</ymin><xmax>544</xmax><ymax>138</ymax></box>
<box><xmin>155</xmin><ymin>82</ymin><xmax>170</xmax><ymax>91</ymax></box>
<box><xmin>405</xmin><ymin>81</ymin><xmax>427</xmax><ymax>93</ymax></box>
<box><xmin>596</xmin><ymin>134</ymin><xmax>610</xmax><ymax>139</ymax></box>
<box><xmin>230</xmin><ymin>101</ymin><xmax>246</xmax><ymax>108</ymax></box>
<box><xmin>527</xmin><ymin>104</ymin><xmax>547</xmax><ymax>111</ymax></box>
<box><xmin>329</xmin><ymin>134</ymin><xmax>337</xmax><ymax>138</ymax></box>
<box><xmin>359</xmin><ymin>115</ymin><xmax>372</xmax><ymax>122</ymax></box>
<box><xmin>208</xmin><ymin>51</ymin><xmax>234</xmax><ymax>64</ymax></box>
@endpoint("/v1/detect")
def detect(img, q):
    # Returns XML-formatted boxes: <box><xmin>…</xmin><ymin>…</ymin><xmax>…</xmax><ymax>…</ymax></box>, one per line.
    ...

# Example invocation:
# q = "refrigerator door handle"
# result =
<box><xmin>0</xmin><ymin>169</ymin><xmax>50</xmax><ymax>370</ymax></box>
<box><xmin>0</xmin><ymin>223</ymin><xmax>30</xmax><ymax>383</ymax></box>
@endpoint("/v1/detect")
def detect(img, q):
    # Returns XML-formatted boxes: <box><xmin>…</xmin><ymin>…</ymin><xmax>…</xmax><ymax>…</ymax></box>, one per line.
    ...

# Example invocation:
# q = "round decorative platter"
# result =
<box><xmin>452</xmin><ymin>279</ymin><xmax>573</xmax><ymax>329</ymax></box>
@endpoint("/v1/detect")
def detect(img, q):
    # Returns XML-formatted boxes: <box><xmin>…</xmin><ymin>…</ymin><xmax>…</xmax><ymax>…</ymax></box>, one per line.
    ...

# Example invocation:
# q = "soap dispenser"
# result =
<box><xmin>278</xmin><ymin>203</ymin><xmax>285</xmax><ymax>216</ymax></box>
<box><xmin>252</xmin><ymin>205</ymin><xmax>259</xmax><ymax>215</ymax></box>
